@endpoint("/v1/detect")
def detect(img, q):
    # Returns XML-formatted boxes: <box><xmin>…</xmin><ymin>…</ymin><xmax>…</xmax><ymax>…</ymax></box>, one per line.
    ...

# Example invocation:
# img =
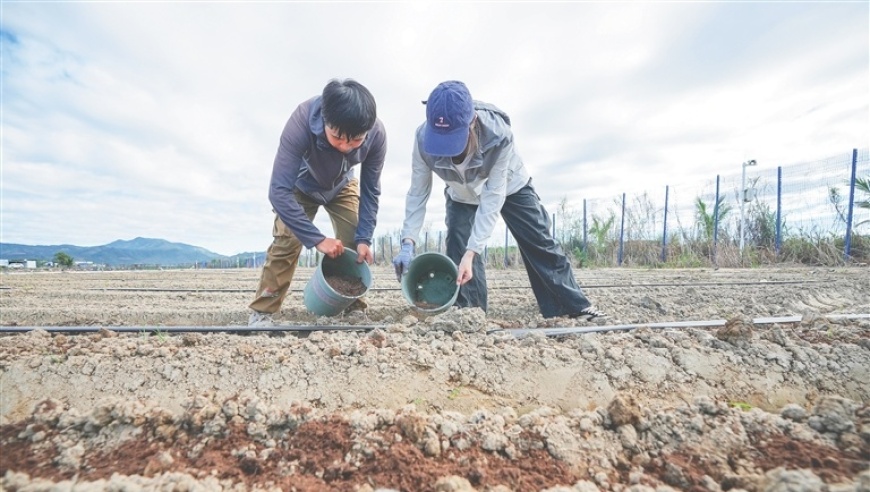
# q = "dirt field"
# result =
<box><xmin>1</xmin><ymin>265</ymin><xmax>868</xmax><ymax>491</ymax></box>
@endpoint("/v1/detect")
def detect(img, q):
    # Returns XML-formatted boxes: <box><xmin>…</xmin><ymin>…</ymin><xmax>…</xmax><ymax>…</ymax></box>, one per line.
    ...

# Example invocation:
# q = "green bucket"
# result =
<box><xmin>401</xmin><ymin>252</ymin><xmax>459</xmax><ymax>315</ymax></box>
<box><xmin>303</xmin><ymin>249</ymin><xmax>372</xmax><ymax>317</ymax></box>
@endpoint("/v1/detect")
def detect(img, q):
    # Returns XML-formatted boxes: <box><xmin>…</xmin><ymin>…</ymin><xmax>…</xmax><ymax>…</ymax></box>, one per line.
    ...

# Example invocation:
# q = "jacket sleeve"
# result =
<box><xmin>400</xmin><ymin>133</ymin><xmax>434</xmax><ymax>244</ymax></box>
<box><xmin>268</xmin><ymin>108</ymin><xmax>326</xmax><ymax>249</ymax></box>
<box><xmin>355</xmin><ymin>123</ymin><xmax>387</xmax><ymax>246</ymax></box>
<box><xmin>466</xmin><ymin>139</ymin><xmax>513</xmax><ymax>254</ymax></box>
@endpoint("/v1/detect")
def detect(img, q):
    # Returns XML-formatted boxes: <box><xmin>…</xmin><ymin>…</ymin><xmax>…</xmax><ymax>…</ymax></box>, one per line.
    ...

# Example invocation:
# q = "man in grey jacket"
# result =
<box><xmin>393</xmin><ymin>80</ymin><xmax>604</xmax><ymax>320</ymax></box>
<box><xmin>249</xmin><ymin>79</ymin><xmax>386</xmax><ymax>326</ymax></box>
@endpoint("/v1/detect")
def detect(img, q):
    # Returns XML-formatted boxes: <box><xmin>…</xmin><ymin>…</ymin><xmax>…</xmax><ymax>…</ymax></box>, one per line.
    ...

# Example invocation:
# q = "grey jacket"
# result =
<box><xmin>400</xmin><ymin>101</ymin><xmax>531</xmax><ymax>253</ymax></box>
<box><xmin>268</xmin><ymin>96</ymin><xmax>386</xmax><ymax>248</ymax></box>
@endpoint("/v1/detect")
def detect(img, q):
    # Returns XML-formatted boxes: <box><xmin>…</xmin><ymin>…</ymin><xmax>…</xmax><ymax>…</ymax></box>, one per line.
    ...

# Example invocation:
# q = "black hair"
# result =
<box><xmin>321</xmin><ymin>79</ymin><xmax>377</xmax><ymax>138</ymax></box>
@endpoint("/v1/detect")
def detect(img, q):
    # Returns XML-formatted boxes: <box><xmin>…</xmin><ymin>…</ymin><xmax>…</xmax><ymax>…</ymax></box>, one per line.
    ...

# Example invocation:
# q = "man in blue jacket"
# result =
<box><xmin>393</xmin><ymin>80</ymin><xmax>604</xmax><ymax>320</ymax></box>
<box><xmin>249</xmin><ymin>79</ymin><xmax>386</xmax><ymax>326</ymax></box>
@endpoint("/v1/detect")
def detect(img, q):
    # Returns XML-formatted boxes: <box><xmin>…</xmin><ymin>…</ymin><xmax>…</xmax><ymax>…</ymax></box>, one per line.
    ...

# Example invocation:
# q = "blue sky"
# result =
<box><xmin>1</xmin><ymin>2</ymin><xmax>867</xmax><ymax>256</ymax></box>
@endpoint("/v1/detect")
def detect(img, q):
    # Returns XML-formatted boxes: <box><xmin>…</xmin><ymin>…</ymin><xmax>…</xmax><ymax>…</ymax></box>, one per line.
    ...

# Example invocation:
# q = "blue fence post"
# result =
<box><xmin>389</xmin><ymin>236</ymin><xmax>394</xmax><ymax>261</ymax></box>
<box><xmin>713</xmin><ymin>175</ymin><xmax>720</xmax><ymax>266</ymax></box>
<box><xmin>661</xmin><ymin>185</ymin><xmax>669</xmax><ymax>263</ymax></box>
<box><xmin>618</xmin><ymin>193</ymin><xmax>626</xmax><ymax>266</ymax></box>
<box><xmin>424</xmin><ymin>231</ymin><xmax>429</xmax><ymax>252</ymax></box>
<box><xmin>776</xmin><ymin>166</ymin><xmax>782</xmax><ymax>258</ymax></box>
<box><xmin>844</xmin><ymin>148</ymin><xmax>858</xmax><ymax>261</ymax></box>
<box><xmin>438</xmin><ymin>231</ymin><xmax>442</xmax><ymax>253</ymax></box>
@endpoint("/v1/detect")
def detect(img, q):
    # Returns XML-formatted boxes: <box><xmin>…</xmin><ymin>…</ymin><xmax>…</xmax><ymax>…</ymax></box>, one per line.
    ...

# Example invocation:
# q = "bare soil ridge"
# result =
<box><xmin>1</xmin><ymin>266</ymin><xmax>868</xmax><ymax>490</ymax></box>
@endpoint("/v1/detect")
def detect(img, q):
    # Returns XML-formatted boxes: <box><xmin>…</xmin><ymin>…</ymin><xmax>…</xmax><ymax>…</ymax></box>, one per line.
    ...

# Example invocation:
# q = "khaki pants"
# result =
<box><xmin>249</xmin><ymin>179</ymin><xmax>366</xmax><ymax>314</ymax></box>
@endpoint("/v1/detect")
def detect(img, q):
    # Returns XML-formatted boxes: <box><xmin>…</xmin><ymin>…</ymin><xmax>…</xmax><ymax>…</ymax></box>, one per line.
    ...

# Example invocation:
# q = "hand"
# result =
<box><xmin>356</xmin><ymin>243</ymin><xmax>373</xmax><ymax>265</ymax></box>
<box><xmin>392</xmin><ymin>241</ymin><xmax>415</xmax><ymax>282</ymax></box>
<box><xmin>315</xmin><ymin>238</ymin><xmax>344</xmax><ymax>259</ymax></box>
<box><xmin>456</xmin><ymin>250</ymin><xmax>475</xmax><ymax>286</ymax></box>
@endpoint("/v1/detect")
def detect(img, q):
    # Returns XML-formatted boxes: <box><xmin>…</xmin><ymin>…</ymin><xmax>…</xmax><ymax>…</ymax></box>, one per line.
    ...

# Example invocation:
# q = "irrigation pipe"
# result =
<box><xmin>0</xmin><ymin>325</ymin><xmax>383</xmax><ymax>334</ymax></box>
<box><xmin>493</xmin><ymin>314</ymin><xmax>870</xmax><ymax>338</ymax></box>
<box><xmin>76</xmin><ymin>279</ymin><xmax>830</xmax><ymax>294</ymax></box>
<box><xmin>1</xmin><ymin>314</ymin><xmax>867</xmax><ymax>336</ymax></box>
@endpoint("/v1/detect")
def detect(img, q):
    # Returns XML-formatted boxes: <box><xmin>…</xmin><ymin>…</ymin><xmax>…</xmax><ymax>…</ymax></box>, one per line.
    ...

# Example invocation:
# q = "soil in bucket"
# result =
<box><xmin>303</xmin><ymin>249</ymin><xmax>372</xmax><ymax>317</ymax></box>
<box><xmin>325</xmin><ymin>275</ymin><xmax>367</xmax><ymax>297</ymax></box>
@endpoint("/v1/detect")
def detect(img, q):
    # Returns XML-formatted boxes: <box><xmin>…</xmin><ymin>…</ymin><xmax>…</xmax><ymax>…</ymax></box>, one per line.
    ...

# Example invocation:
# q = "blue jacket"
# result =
<box><xmin>401</xmin><ymin>101</ymin><xmax>530</xmax><ymax>253</ymax></box>
<box><xmin>268</xmin><ymin>96</ymin><xmax>387</xmax><ymax>248</ymax></box>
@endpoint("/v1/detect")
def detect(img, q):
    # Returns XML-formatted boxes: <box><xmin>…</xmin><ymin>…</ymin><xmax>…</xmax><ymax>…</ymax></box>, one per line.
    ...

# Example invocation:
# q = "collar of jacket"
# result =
<box><xmin>307</xmin><ymin>96</ymin><xmax>335</xmax><ymax>152</ymax></box>
<box><xmin>432</xmin><ymin>124</ymin><xmax>484</xmax><ymax>171</ymax></box>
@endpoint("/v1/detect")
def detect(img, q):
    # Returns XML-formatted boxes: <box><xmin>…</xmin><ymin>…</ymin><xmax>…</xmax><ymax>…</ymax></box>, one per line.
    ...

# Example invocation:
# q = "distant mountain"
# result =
<box><xmin>0</xmin><ymin>237</ymin><xmax>245</xmax><ymax>267</ymax></box>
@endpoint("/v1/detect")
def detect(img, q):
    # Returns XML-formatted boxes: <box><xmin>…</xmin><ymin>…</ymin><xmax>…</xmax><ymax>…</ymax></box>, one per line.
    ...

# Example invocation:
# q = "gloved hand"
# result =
<box><xmin>392</xmin><ymin>241</ymin><xmax>415</xmax><ymax>282</ymax></box>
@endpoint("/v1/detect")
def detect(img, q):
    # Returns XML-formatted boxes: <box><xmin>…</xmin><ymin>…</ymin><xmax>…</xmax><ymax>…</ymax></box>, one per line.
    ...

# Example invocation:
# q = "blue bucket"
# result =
<box><xmin>401</xmin><ymin>252</ymin><xmax>459</xmax><ymax>315</ymax></box>
<box><xmin>303</xmin><ymin>249</ymin><xmax>371</xmax><ymax>317</ymax></box>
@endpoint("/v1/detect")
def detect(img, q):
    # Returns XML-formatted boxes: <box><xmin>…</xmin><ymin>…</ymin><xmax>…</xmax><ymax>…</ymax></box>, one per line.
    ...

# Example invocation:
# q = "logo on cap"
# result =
<box><xmin>434</xmin><ymin>116</ymin><xmax>449</xmax><ymax>128</ymax></box>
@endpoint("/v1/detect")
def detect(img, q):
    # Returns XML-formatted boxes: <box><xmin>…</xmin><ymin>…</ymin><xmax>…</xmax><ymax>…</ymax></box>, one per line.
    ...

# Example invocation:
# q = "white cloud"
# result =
<box><xmin>1</xmin><ymin>2</ymin><xmax>867</xmax><ymax>255</ymax></box>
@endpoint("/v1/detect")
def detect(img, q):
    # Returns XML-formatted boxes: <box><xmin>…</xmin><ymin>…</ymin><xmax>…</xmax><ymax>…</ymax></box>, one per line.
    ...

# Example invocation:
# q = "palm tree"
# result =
<box><xmin>587</xmin><ymin>214</ymin><xmax>615</xmax><ymax>261</ymax></box>
<box><xmin>695</xmin><ymin>196</ymin><xmax>732</xmax><ymax>242</ymax></box>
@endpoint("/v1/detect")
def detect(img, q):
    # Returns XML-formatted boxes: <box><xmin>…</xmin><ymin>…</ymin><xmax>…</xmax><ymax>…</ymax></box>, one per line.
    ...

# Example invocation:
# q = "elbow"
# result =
<box><xmin>269</xmin><ymin>182</ymin><xmax>290</xmax><ymax>207</ymax></box>
<box><xmin>268</xmin><ymin>188</ymin><xmax>280</xmax><ymax>209</ymax></box>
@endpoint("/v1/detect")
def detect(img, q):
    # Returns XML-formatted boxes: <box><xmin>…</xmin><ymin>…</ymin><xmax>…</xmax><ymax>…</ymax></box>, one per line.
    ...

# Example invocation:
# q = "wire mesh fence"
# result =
<box><xmin>373</xmin><ymin>147</ymin><xmax>869</xmax><ymax>269</ymax></box>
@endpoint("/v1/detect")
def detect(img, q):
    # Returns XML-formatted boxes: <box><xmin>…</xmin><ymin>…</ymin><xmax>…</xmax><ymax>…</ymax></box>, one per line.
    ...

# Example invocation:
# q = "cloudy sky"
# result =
<box><xmin>1</xmin><ymin>1</ymin><xmax>867</xmax><ymax>256</ymax></box>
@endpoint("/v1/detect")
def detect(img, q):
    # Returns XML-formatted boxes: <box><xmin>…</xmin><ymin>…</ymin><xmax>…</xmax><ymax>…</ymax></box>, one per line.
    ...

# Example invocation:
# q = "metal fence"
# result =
<box><xmin>376</xmin><ymin>147</ymin><xmax>869</xmax><ymax>268</ymax></box>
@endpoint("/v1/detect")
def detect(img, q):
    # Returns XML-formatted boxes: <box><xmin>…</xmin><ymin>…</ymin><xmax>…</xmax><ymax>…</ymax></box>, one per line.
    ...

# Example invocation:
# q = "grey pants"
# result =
<box><xmin>444</xmin><ymin>180</ymin><xmax>593</xmax><ymax>318</ymax></box>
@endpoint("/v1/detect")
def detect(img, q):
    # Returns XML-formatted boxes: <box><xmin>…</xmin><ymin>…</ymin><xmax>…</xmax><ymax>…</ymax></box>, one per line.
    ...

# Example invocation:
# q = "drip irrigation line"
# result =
<box><xmin>0</xmin><ymin>324</ymin><xmax>382</xmax><ymax>334</ymax></box>
<box><xmin>492</xmin><ymin>314</ymin><xmax>870</xmax><ymax>338</ymax></box>
<box><xmin>74</xmin><ymin>279</ymin><xmax>830</xmax><ymax>294</ymax></box>
<box><xmin>1</xmin><ymin>314</ymin><xmax>866</xmax><ymax>336</ymax></box>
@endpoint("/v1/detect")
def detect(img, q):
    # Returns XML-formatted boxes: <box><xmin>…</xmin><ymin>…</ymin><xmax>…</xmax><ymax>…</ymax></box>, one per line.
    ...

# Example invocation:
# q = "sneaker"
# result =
<box><xmin>569</xmin><ymin>306</ymin><xmax>607</xmax><ymax>321</ymax></box>
<box><xmin>248</xmin><ymin>311</ymin><xmax>275</xmax><ymax>327</ymax></box>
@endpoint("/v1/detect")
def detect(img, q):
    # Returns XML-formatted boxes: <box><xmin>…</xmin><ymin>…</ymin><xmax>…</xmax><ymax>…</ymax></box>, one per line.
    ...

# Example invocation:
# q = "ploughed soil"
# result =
<box><xmin>0</xmin><ymin>265</ymin><xmax>868</xmax><ymax>491</ymax></box>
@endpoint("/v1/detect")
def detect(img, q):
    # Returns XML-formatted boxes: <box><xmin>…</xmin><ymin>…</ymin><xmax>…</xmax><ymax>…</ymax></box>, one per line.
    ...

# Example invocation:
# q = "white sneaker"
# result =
<box><xmin>569</xmin><ymin>306</ymin><xmax>607</xmax><ymax>321</ymax></box>
<box><xmin>248</xmin><ymin>311</ymin><xmax>275</xmax><ymax>327</ymax></box>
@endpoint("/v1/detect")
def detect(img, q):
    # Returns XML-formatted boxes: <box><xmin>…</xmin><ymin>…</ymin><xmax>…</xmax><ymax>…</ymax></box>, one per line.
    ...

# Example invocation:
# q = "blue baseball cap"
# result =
<box><xmin>423</xmin><ymin>81</ymin><xmax>475</xmax><ymax>157</ymax></box>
